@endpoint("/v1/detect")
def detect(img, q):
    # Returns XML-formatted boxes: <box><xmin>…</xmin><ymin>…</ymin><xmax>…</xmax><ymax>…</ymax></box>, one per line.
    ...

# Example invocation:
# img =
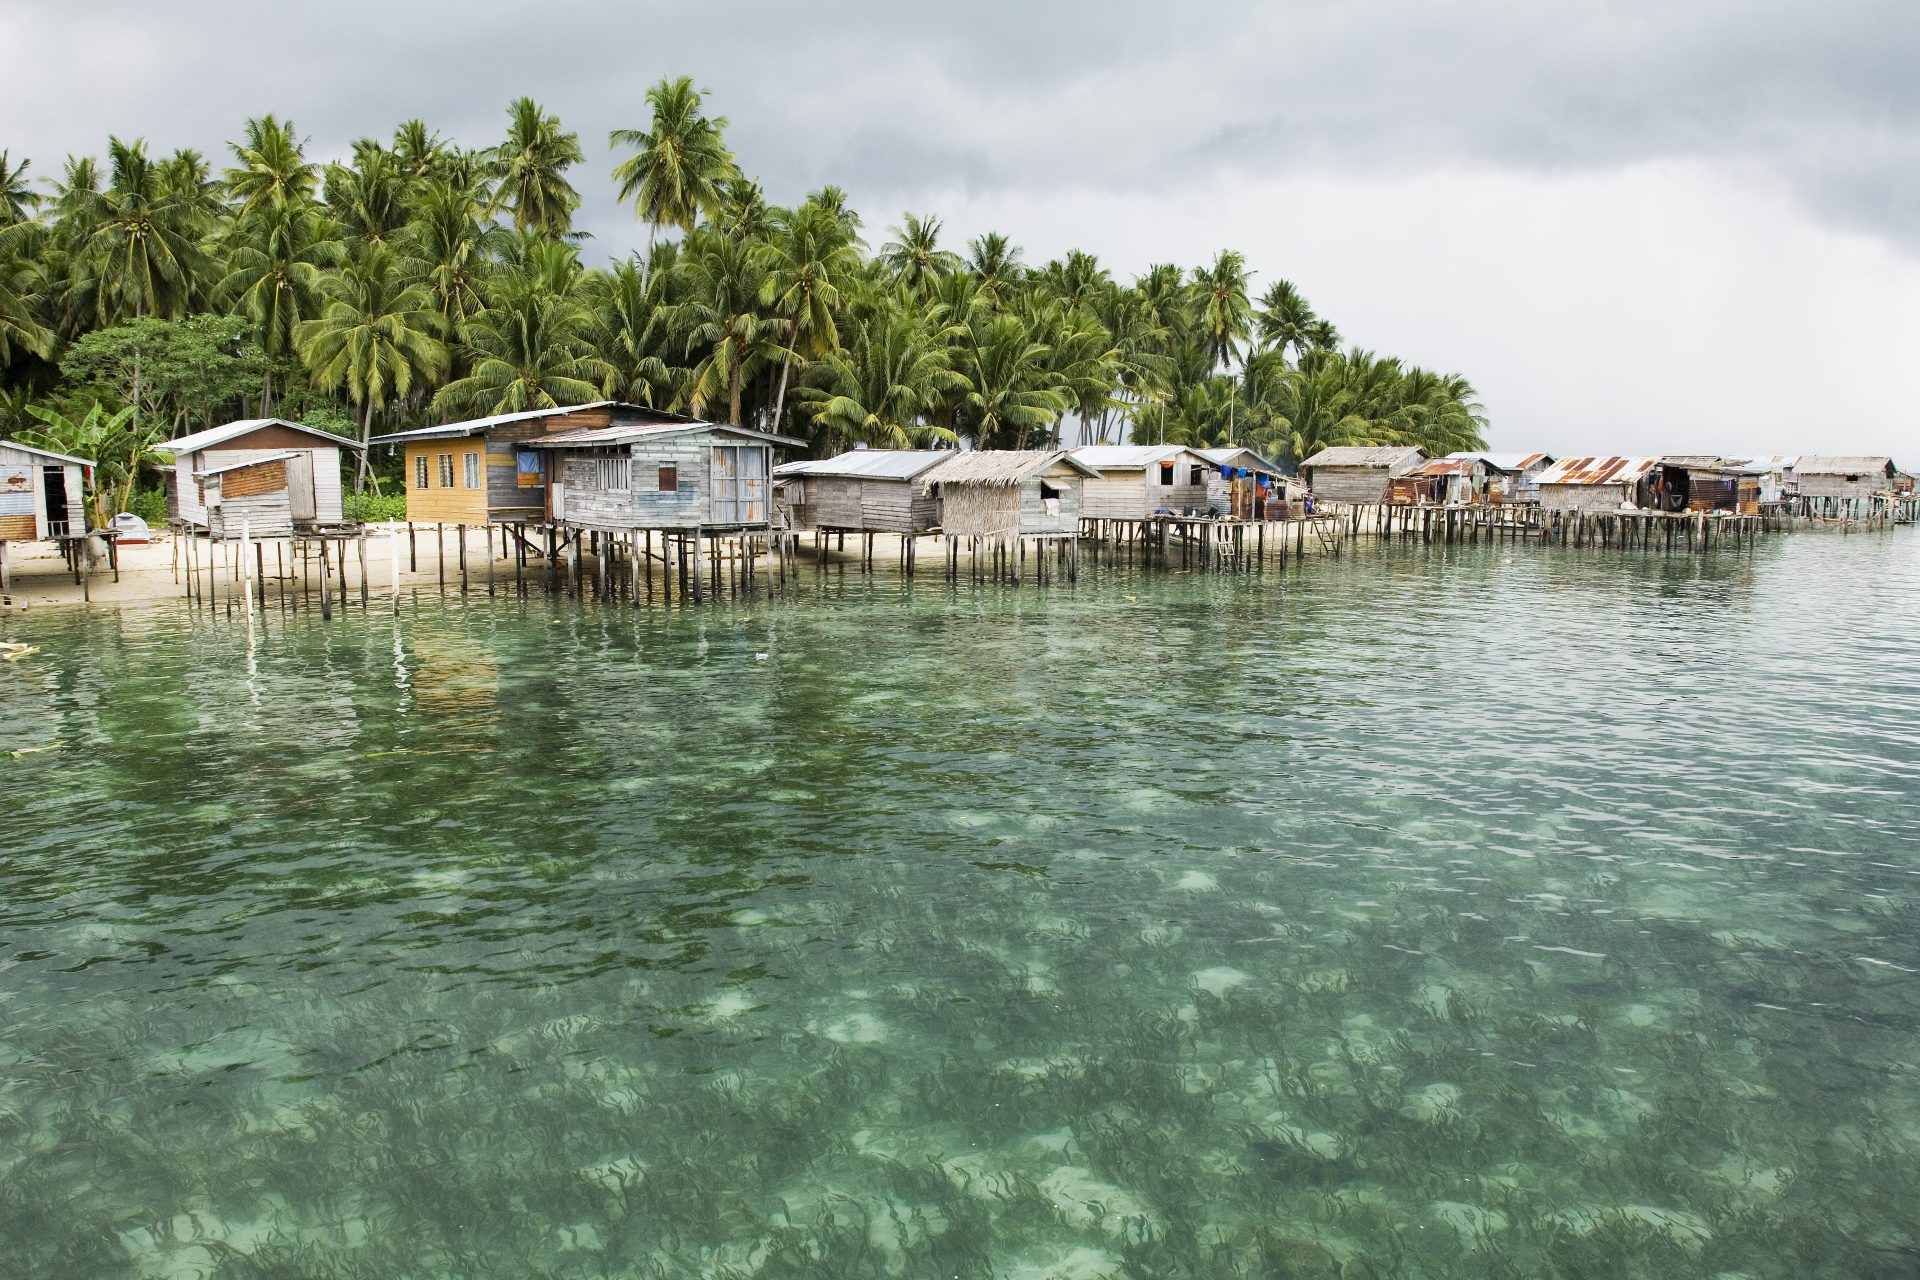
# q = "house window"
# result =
<box><xmin>1187</xmin><ymin>465</ymin><xmax>1203</xmax><ymax>487</ymax></box>
<box><xmin>658</xmin><ymin>464</ymin><xmax>678</xmax><ymax>492</ymax></box>
<box><xmin>437</xmin><ymin>453</ymin><xmax>455</xmax><ymax>488</ymax></box>
<box><xmin>463</xmin><ymin>451</ymin><xmax>480</xmax><ymax>489</ymax></box>
<box><xmin>1040</xmin><ymin>481</ymin><xmax>1062</xmax><ymax>501</ymax></box>
<box><xmin>516</xmin><ymin>450</ymin><xmax>543</xmax><ymax>488</ymax></box>
<box><xmin>414</xmin><ymin>455</ymin><xmax>428</xmax><ymax>490</ymax></box>
<box><xmin>1158</xmin><ymin>461</ymin><xmax>1174</xmax><ymax>486</ymax></box>
<box><xmin>587</xmin><ymin>457</ymin><xmax>630</xmax><ymax>490</ymax></box>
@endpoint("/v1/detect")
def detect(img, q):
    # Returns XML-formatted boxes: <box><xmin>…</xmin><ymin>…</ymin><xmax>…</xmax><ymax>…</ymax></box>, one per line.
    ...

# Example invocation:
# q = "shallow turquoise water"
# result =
<box><xmin>3</xmin><ymin>535</ymin><xmax>1919</xmax><ymax>1279</ymax></box>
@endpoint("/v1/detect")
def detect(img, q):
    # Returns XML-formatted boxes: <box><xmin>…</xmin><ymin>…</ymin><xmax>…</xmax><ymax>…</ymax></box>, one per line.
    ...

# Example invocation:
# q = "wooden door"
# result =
<box><xmin>285</xmin><ymin>451</ymin><xmax>317</xmax><ymax>521</ymax></box>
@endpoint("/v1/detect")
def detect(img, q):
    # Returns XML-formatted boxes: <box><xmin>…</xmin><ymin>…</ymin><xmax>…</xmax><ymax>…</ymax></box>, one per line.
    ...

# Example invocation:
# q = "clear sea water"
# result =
<box><xmin>3</xmin><ymin>534</ymin><xmax>1918</xmax><ymax>1280</ymax></box>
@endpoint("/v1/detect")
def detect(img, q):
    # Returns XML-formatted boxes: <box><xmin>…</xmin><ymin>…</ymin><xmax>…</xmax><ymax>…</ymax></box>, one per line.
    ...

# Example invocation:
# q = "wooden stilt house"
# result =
<box><xmin>1197</xmin><ymin>446</ymin><xmax>1297</xmax><ymax>519</ymax></box>
<box><xmin>0</xmin><ymin>441</ymin><xmax>91</xmax><ymax>591</ymax></box>
<box><xmin>196</xmin><ymin>453</ymin><xmax>301</xmax><ymax>539</ymax></box>
<box><xmin>377</xmin><ymin>403</ymin><xmax>716</xmax><ymax>526</ymax></box>
<box><xmin>1299</xmin><ymin>446</ymin><xmax>1427</xmax><ymax>504</ymax></box>
<box><xmin>774</xmin><ymin>450</ymin><xmax>950</xmax><ymax>533</ymax></box>
<box><xmin>1069</xmin><ymin>445</ymin><xmax>1213</xmax><ymax>519</ymax></box>
<box><xmin>1793</xmin><ymin>457</ymin><xmax>1898</xmax><ymax>503</ymax></box>
<box><xmin>158</xmin><ymin>419</ymin><xmax>357</xmax><ymax>530</ymax></box>
<box><xmin>918</xmin><ymin>451</ymin><xmax>1100</xmax><ymax>538</ymax></box>
<box><xmin>1533</xmin><ymin>457</ymin><xmax>1662</xmax><ymax>512</ymax></box>
<box><xmin>528</xmin><ymin>420</ymin><xmax>803</xmax><ymax>533</ymax></box>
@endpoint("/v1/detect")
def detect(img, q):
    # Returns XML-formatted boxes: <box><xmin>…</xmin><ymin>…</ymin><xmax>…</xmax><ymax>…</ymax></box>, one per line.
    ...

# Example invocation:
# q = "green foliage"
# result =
<box><xmin>13</xmin><ymin>399</ymin><xmax>159</xmax><ymax>525</ymax></box>
<box><xmin>341</xmin><ymin>491</ymin><xmax>407</xmax><ymax>523</ymax></box>
<box><xmin>125</xmin><ymin>485</ymin><xmax>167</xmax><ymax>525</ymax></box>
<box><xmin>0</xmin><ymin>87</ymin><xmax>1489</xmax><ymax>477</ymax></box>
<box><xmin>59</xmin><ymin>314</ymin><xmax>267</xmax><ymax>435</ymax></box>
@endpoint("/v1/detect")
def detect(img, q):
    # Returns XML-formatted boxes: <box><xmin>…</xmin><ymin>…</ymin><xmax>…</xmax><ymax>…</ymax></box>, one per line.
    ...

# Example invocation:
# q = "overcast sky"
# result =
<box><xmin>6</xmin><ymin>0</ymin><xmax>1917</xmax><ymax>457</ymax></box>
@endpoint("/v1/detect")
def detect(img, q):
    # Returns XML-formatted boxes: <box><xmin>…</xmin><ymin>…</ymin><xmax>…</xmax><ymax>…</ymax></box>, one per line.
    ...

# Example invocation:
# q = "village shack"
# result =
<box><xmin>774</xmin><ymin>450</ymin><xmax>949</xmax><ymax>533</ymax></box>
<box><xmin>195</xmin><ymin>452</ymin><xmax>302</xmax><ymax>539</ymax></box>
<box><xmin>1197</xmin><ymin>446</ymin><xmax>1297</xmax><ymax>519</ymax></box>
<box><xmin>376</xmin><ymin>403</ymin><xmax>706</xmax><ymax>526</ymax></box>
<box><xmin>1070</xmin><ymin>445</ymin><xmax>1212</xmax><ymax>520</ymax></box>
<box><xmin>0</xmin><ymin>440</ymin><xmax>91</xmax><ymax>589</ymax></box>
<box><xmin>528</xmin><ymin>420</ymin><xmax>802</xmax><ymax>533</ymax></box>
<box><xmin>1407</xmin><ymin>455</ymin><xmax>1485</xmax><ymax>505</ymax></box>
<box><xmin>1532</xmin><ymin>456</ymin><xmax>1662</xmax><ymax>512</ymax></box>
<box><xmin>159</xmin><ymin>419</ymin><xmax>357</xmax><ymax>530</ymax></box>
<box><xmin>1299</xmin><ymin>446</ymin><xmax>1427</xmax><ymax>504</ymax></box>
<box><xmin>1439</xmin><ymin>452</ymin><xmax>1555</xmax><ymax>504</ymax></box>
<box><xmin>1793</xmin><ymin>456</ymin><xmax>1899</xmax><ymax>503</ymax></box>
<box><xmin>1657</xmin><ymin>458</ymin><xmax>1761</xmax><ymax>513</ymax></box>
<box><xmin>1732</xmin><ymin>456</ymin><xmax>1798</xmax><ymax>505</ymax></box>
<box><xmin>918</xmin><ymin>450</ymin><xmax>1099</xmax><ymax>538</ymax></box>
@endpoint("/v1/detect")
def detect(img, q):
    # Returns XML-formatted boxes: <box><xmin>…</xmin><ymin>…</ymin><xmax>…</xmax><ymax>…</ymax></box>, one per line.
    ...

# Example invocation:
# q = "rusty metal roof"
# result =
<box><xmin>1417</xmin><ymin>457</ymin><xmax>1481</xmax><ymax>477</ymax></box>
<box><xmin>1443</xmin><ymin>451</ymin><xmax>1552</xmax><ymax>473</ymax></box>
<box><xmin>1533</xmin><ymin>456</ymin><xmax>1661</xmax><ymax>486</ymax></box>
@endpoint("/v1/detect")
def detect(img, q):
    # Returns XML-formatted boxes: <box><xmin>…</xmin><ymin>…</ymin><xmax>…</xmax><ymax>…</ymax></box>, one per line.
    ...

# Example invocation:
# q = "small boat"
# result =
<box><xmin>107</xmin><ymin>513</ymin><xmax>157</xmax><ymax>544</ymax></box>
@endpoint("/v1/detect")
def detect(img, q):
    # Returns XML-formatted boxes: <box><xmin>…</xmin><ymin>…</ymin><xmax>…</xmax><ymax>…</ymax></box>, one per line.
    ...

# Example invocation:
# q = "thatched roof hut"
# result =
<box><xmin>918</xmin><ymin>450</ymin><xmax>1100</xmax><ymax>538</ymax></box>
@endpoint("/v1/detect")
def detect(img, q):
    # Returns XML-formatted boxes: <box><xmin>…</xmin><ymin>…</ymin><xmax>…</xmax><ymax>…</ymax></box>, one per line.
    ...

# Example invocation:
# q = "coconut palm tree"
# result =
<box><xmin>223</xmin><ymin>116</ymin><xmax>319</xmax><ymax>219</ymax></box>
<box><xmin>0</xmin><ymin>152</ymin><xmax>39</xmax><ymax>225</ymax></box>
<box><xmin>1255</xmin><ymin>278</ymin><xmax>1317</xmax><ymax>366</ymax></box>
<box><xmin>433</xmin><ymin>278</ymin><xmax>612</xmax><ymax>417</ymax></box>
<box><xmin>491</xmin><ymin>97</ymin><xmax>583</xmax><ymax>238</ymax></box>
<box><xmin>325</xmin><ymin>144</ymin><xmax>409</xmax><ymax>243</ymax></box>
<box><xmin>672</xmin><ymin>231</ymin><xmax>783</xmax><ymax>425</ymax></box>
<box><xmin>879</xmin><ymin>213</ymin><xmax>961</xmax><ymax>293</ymax></box>
<box><xmin>798</xmin><ymin>303</ymin><xmax>965</xmax><ymax>451</ymax></box>
<box><xmin>965</xmin><ymin>232</ymin><xmax>1025</xmax><ymax>309</ymax></box>
<box><xmin>609</xmin><ymin>78</ymin><xmax>735</xmax><ymax>287</ymax></box>
<box><xmin>1193</xmin><ymin>249</ymin><xmax>1252</xmax><ymax>369</ymax></box>
<box><xmin>0</xmin><ymin>222</ymin><xmax>55</xmax><ymax>363</ymax></box>
<box><xmin>757</xmin><ymin>199</ymin><xmax>864</xmax><ymax>432</ymax></box>
<box><xmin>296</xmin><ymin>243</ymin><xmax>449</xmax><ymax>490</ymax></box>
<box><xmin>962</xmin><ymin>312</ymin><xmax>1066</xmax><ymax>449</ymax></box>
<box><xmin>216</xmin><ymin>201</ymin><xmax>343</xmax><ymax>406</ymax></box>
<box><xmin>399</xmin><ymin>182</ymin><xmax>502</xmax><ymax>346</ymax></box>
<box><xmin>585</xmin><ymin>259</ymin><xmax>677</xmax><ymax>407</ymax></box>
<box><xmin>75</xmin><ymin>137</ymin><xmax>202</xmax><ymax>325</ymax></box>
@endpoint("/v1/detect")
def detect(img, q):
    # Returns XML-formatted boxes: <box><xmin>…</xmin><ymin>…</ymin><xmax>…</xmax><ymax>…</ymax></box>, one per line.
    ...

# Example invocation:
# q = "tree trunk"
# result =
<box><xmin>729</xmin><ymin>365</ymin><xmax>744</xmax><ymax>427</ymax></box>
<box><xmin>356</xmin><ymin>401</ymin><xmax>374</xmax><ymax>496</ymax></box>
<box><xmin>769</xmin><ymin>316</ymin><xmax>799</xmax><ymax>433</ymax></box>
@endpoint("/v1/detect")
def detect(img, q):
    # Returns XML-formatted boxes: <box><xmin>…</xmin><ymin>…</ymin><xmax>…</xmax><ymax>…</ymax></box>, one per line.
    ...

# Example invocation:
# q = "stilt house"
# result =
<box><xmin>196</xmin><ymin>453</ymin><xmax>301</xmax><ymax>539</ymax></box>
<box><xmin>529</xmin><ymin>420</ymin><xmax>803</xmax><ymax>532</ymax></box>
<box><xmin>918</xmin><ymin>451</ymin><xmax>1100</xmax><ymax>538</ymax></box>
<box><xmin>1299</xmin><ymin>446</ymin><xmax>1427</xmax><ymax>503</ymax></box>
<box><xmin>1794</xmin><ymin>457</ymin><xmax>1898</xmax><ymax>502</ymax></box>
<box><xmin>0</xmin><ymin>441</ymin><xmax>90</xmax><ymax>543</ymax></box>
<box><xmin>1070</xmin><ymin>445</ymin><xmax>1212</xmax><ymax>519</ymax></box>
<box><xmin>1197</xmin><ymin>447</ymin><xmax>1297</xmax><ymax>519</ymax></box>
<box><xmin>1436</xmin><ymin>452</ymin><xmax>1555</xmax><ymax>504</ymax></box>
<box><xmin>159</xmin><ymin>419</ymin><xmax>357</xmax><ymax>530</ymax></box>
<box><xmin>1533</xmin><ymin>457</ymin><xmax>1662</xmax><ymax>512</ymax></box>
<box><xmin>774</xmin><ymin>450</ymin><xmax>949</xmax><ymax>533</ymax></box>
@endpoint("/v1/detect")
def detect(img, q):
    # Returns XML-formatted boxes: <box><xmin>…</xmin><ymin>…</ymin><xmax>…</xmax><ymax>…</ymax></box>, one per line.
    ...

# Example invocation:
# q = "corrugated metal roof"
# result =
<box><xmin>1533</xmin><ymin>456</ymin><xmax>1661</xmax><ymax>486</ymax></box>
<box><xmin>1300</xmin><ymin>446</ymin><xmax>1426</xmax><ymax>468</ymax></box>
<box><xmin>527</xmin><ymin>422</ymin><xmax>804</xmax><ymax>448</ymax></box>
<box><xmin>0</xmin><ymin>439</ymin><xmax>94</xmax><ymax>467</ymax></box>
<box><xmin>1069</xmin><ymin>444</ymin><xmax>1202</xmax><ymax>469</ymax></box>
<box><xmin>371</xmin><ymin>402</ymin><xmax>703</xmax><ymax>446</ymax></box>
<box><xmin>774</xmin><ymin>450</ymin><xmax>952</xmax><ymax>481</ymax></box>
<box><xmin>1416</xmin><ymin>457</ymin><xmax>1481</xmax><ymax>477</ymax></box>
<box><xmin>918</xmin><ymin>450</ymin><xmax>1101</xmax><ymax>487</ymax></box>
<box><xmin>194</xmin><ymin>451</ymin><xmax>301</xmax><ymax>479</ymax></box>
<box><xmin>159</xmin><ymin>418</ymin><xmax>361</xmax><ymax>455</ymax></box>
<box><xmin>1442</xmin><ymin>451</ymin><xmax>1552</xmax><ymax>473</ymax></box>
<box><xmin>1795</xmin><ymin>455</ymin><xmax>1896</xmax><ymax>475</ymax></box>
<box><xmin>1196</xmin><ymin>446</ymin><xmax>1287</xmax><ymax>475</ymax></box>
<box><xmin>1660</xmin><ymin>455</ymin><xmax>1729</xmax><ymax>468</ymax></box>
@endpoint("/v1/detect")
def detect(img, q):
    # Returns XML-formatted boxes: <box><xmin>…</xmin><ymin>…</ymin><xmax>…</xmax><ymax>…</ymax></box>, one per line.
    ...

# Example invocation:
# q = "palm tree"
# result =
<box><xmin>216</xmin><ymin>201</ymin><xmax>343</xmax><ymax>404</ymax></box>
<box><xmin>966</xmin><ymin>233</ymin><xmax>1025</xmax><ymax>309</ymax></box>
<box><xmin>223</xmin><ymin>116</ymin><xmax>318</xmax><ymax>219</ymax></box>
<box><xmin>433</xmin><ymin>279</ymin><xmax>612</xmax><ymax>417</ymax></box>
<box><xmin>325</xmin><ymin>144</ymin><xmax>409</xmax><ymax>243</ymax></box>
<box><xmin>879</xmin><ymin>213</ymin><xmax>961</xmax><ymax>293</ymax></box>
<box><xmin>399</xmin><ymin>182</ymin><xmax>501</xmax><ymax>345</ymax></box>
<box><xmin>296</xmin><ymin>244</ymin><xmax>449</xmax><ymax>490</ymax></box>
<box><xmin>491</xmin><ymin>97</ymin><xmax>583</xmax><ymax>238</ymax></box>
<box><xmin>1255</xmin><ymin>278</ymin><xmax>1316</xmax><ymax>366</ymax></box>
<box><xmin>798</xmin><ymin>303</ymin><xmax>964</xmax><ymax>451</ymax></box>
<box><xmin>0</xmin><ymin>222</ymin><xmax>55</xmax><ymax>363</ymax></box>
<box><xmin>672</xmin><ymin>232</ymin><xmax>783</xmax><ymax>425</ymax></box>
<box><xmin>1193</xmin><ymin>249</ymin><xmax>1252</xmax><ymax>369</ymax></box>
<box><xmin>0</xmin><ymin>152</ymin><xmax>39</xmax><ymax>225</ymax></box>
<box><xmin>757</xmin><ymin>199</ymin><xmax>864</xmax><ymax>432</ymax></box>
<box><xmin>75</xmin><ymin>137</ymin><xmax>201</xmax><ymax>325</ymax></box>
<box><xmin>585</xmin><ymin>259</ymin><xmax>677</xmax><ymax>406</ymax></box>
<box><xmin>609</xmin><ymin>77</ymin><xmax>735</xmax><ymax>287</ymax></box>
<box><xmin>963</xmin><ymin>312</ymin><xmax>1066</xmax><ymax>449</ymax></box>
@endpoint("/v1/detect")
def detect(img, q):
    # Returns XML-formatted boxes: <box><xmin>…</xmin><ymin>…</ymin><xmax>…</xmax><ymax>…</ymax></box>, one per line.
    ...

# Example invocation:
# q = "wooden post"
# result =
<box><xmin>318</xmin><ymin>538</ymin><xmax>332</xmax><ymax>621</ymax></box>
<box><xmin>486</xmin><ymin>525</ymin><xmax>496</xmax><ymax>596</ymax></box>
<box><xmin>436</xmin><ymin>523</ymin><xmax>445</xmax><ymax>590</ymax></box>
<box><xmin>458</xmin><ymin>524</ymin><xmax>469</xmax><ymax>593</ymax></box>
<box><xmin>357</xmin><ymin>531</ymin><xmax>370</xmax><ymax>607</ymax></box>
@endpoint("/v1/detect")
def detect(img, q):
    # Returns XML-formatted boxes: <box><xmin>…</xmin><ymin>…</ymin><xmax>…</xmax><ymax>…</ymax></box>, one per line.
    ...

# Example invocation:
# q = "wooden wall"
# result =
<box><xmin>207</xmin><ymin>462</ymin><xmax>294</xmax><ymax>539</ymax></box>
<box><xmin>404</xmin><ymin>439</ymin><xmax>490</xmax><ymax>524</ymax></box>
<box><xmin>1081</xmin><ymin>470</ymin><xmax>1208</xmax><ymax>519</ymax></box>
<box><xmin>1538</xmin><ymin>483</ymin><xmax>1636</xmax><ymax>513</ymax></box>
<box><xmin>784</xmin><ymin>476</ymin><xmax>935</xmax><ymax>532</ymax></box>
<box><xmin>1305</xmin><ymin>467</ymin><xmax>1397</xmax><ymax>505</ymax></box>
